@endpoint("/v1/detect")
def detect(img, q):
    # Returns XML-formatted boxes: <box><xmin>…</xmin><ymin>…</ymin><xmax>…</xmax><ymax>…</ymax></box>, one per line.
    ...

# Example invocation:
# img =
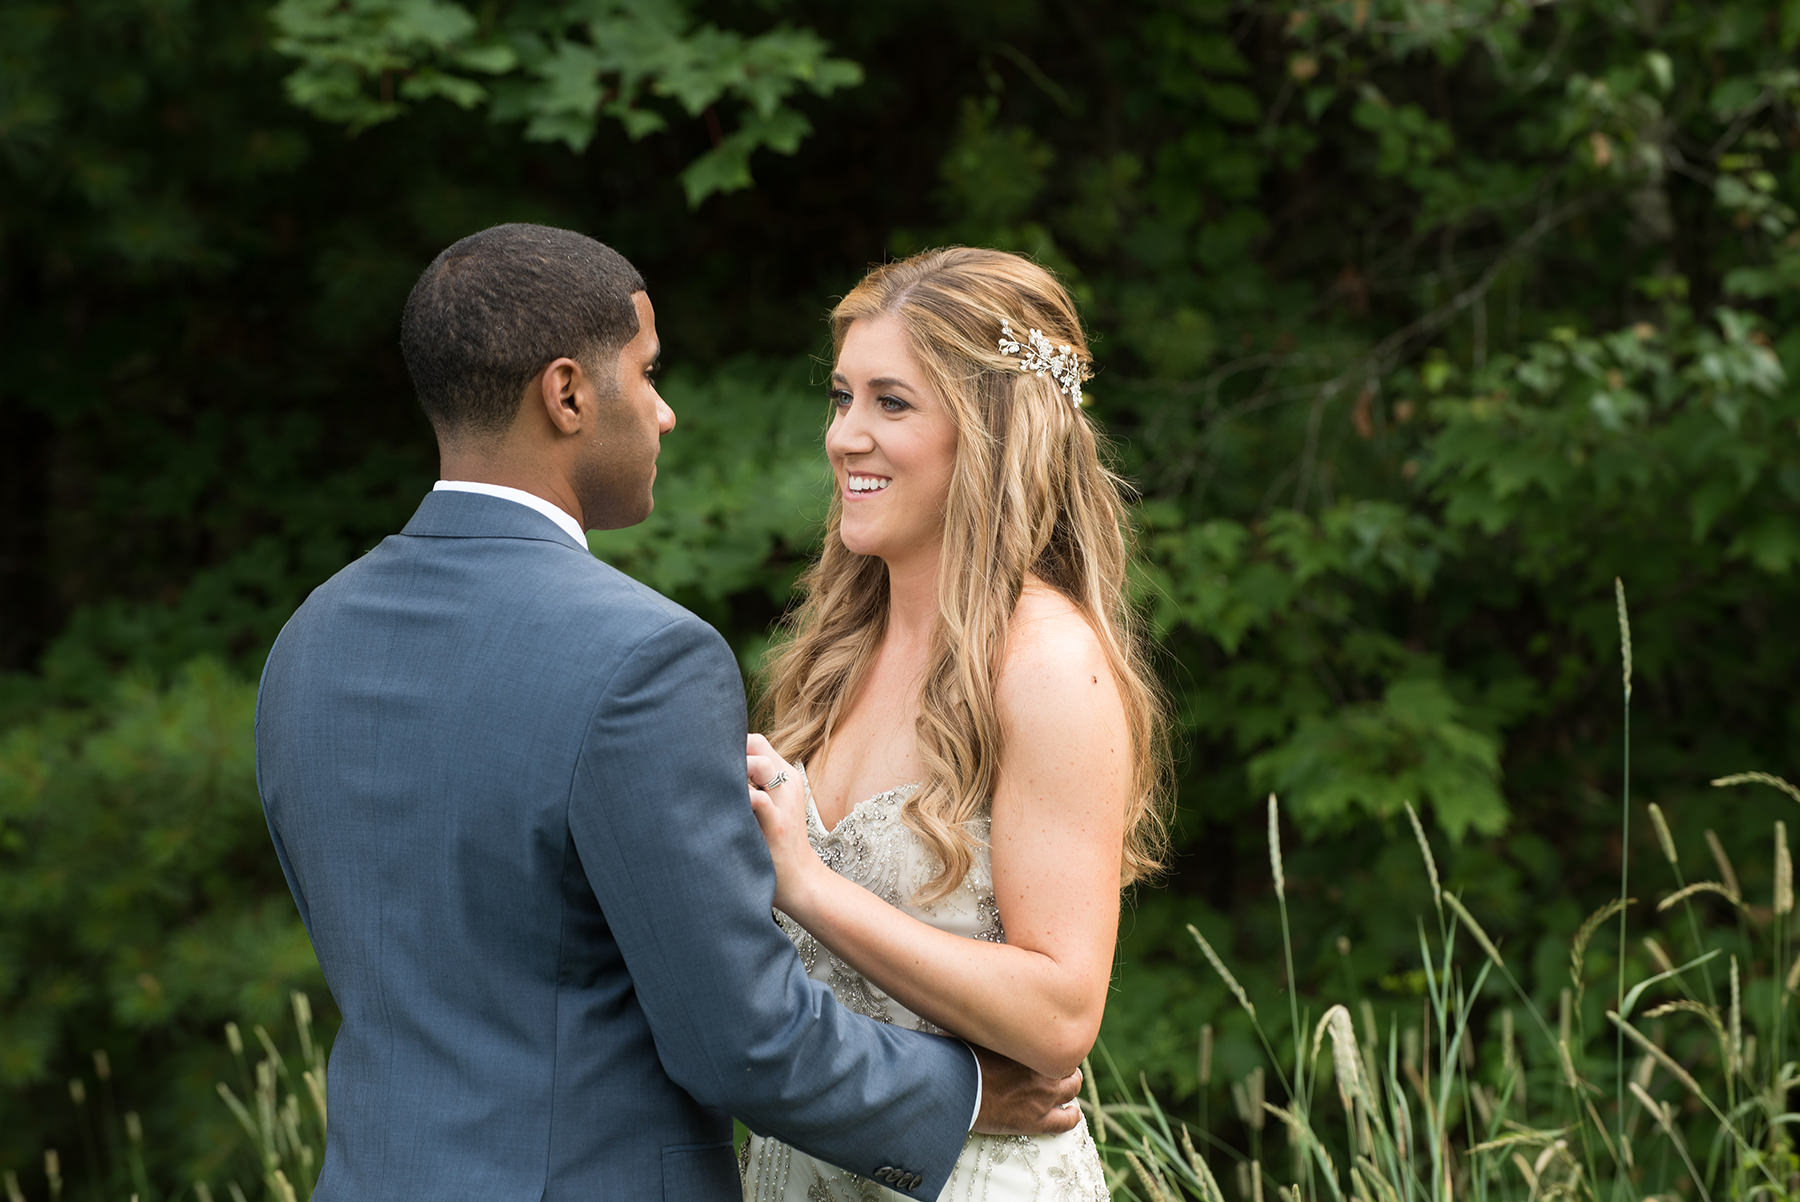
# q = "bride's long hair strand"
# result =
<box><xmin>761</xmin><ymin>247</ymin><xmax>1171</xmax><ymax>901</ymax></box>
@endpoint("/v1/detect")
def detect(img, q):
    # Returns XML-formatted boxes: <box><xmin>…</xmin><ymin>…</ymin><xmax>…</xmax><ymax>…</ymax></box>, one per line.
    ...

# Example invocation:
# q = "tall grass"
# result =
<box><xmin>1093</xmin><ymin>585</ymin><xmax>1800</xmax><ymax>1201</ymax></box>
<box><xmin>5</xmin><ymin>993</ymin><xmax>326</xmax><ymax>1202</ymax></box>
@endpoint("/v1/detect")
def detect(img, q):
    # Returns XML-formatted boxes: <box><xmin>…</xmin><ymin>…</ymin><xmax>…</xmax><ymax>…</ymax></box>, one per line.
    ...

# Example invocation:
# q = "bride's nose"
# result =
<box><xmin>825</xmin><ymin>397</ymin><xmax>876</xmax><ymax>457</ymax></box>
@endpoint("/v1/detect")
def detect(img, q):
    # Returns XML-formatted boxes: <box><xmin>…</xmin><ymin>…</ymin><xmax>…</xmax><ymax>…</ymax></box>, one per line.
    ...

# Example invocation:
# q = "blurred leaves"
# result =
<box><xmin>589</xmin><ymin>356</ymin><xmax>834</xmax><ymax>667</ymax></box>
<box><xmin>0</xmin><ymin>661</ymin><xmax>322</xmax><ymax>1183</ymax></box>
<box><xmin>269</xmin><ymin>0</ymin><xmax>864</xmax><ymax>205</ymax></box>
<box><xmin>6</xmin><ymin>0</ymin><xmax>1800</xmax><ymax>1186</ymax></box>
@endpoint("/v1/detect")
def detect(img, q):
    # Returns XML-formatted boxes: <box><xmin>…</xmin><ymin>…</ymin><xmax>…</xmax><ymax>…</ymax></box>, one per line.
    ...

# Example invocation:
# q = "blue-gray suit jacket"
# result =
<box><xmin>255</xmin><ymin>490</ymin><xmax>977</xmax><ymax>1201</ymax></box>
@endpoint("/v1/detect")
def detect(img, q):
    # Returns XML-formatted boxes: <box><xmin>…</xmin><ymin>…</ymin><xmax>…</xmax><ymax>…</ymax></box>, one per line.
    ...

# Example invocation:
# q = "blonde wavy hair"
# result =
<box><xmin>759</xmin><ymin>247</ymin><xmax>1171</xmax><ymax>901</ymax></box>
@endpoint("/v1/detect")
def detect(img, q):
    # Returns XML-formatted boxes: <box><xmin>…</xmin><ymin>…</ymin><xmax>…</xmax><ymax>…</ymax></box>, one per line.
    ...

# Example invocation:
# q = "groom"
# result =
<box><xmin>254</xmin><ymin>223</ymin><xmax>1080</xmax><ymax>1202</ymax></box>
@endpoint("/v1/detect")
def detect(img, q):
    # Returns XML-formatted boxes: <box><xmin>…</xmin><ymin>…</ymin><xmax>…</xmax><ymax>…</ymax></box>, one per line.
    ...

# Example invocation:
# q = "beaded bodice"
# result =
<box><xmin>775</xmin><ymin>771</ymin><xmax>1006</xmax><ymax>1033</ymax></box>
<box><xmin>743</xmin><ymin>768</ymin><xmax>1110</xmax><ymax>1201</ymax></box>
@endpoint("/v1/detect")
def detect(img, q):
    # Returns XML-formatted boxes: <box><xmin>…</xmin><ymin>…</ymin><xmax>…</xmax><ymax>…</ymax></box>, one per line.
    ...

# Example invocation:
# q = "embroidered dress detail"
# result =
<box><xmin>740</xmin><ymin>770</ymin><xmax>1107</xmax><ymax>1201</ymax></box>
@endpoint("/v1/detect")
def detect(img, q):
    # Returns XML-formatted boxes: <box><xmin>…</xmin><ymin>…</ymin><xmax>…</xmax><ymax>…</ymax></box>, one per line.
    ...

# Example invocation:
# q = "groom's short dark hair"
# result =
<box><xmin>401</xmin><ymin>223</ymin><xmax>646</xmax><ymax>436</ymax></box>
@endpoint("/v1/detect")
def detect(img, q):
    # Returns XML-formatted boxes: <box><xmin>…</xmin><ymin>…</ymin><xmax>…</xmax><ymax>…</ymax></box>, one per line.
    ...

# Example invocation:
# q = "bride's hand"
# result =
<box><xmin>746</xmin><ymin>733</ymin><xmax>822</xmax><ymax>916</ymax></box>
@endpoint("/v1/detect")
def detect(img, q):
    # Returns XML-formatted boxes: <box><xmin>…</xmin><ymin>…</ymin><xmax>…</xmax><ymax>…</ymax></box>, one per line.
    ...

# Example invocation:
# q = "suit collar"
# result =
<box><xmin>401</xmin><ymin>489</ymin><xmax>590</xmax><ymax>550</ymax></box>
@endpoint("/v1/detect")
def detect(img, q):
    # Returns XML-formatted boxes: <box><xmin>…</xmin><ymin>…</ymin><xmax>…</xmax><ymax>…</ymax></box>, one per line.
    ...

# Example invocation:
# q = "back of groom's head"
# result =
<box><xmin>401</xmin><ymin>223</ymin><xmax>646</xmax><ymax>439</ymax></box>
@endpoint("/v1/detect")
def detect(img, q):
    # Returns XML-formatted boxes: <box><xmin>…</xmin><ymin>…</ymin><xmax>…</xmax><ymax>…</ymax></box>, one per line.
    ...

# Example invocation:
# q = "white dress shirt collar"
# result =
<box><xmin>432</xmin><ymin>480</ymin><xmax>588</xmax><ymax>548</ymax></box>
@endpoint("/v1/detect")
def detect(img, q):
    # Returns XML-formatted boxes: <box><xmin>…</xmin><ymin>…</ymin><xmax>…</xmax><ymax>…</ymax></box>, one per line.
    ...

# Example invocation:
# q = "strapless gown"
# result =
<box><xmin>739</xmin><ymin>772</ymin><xmax>1108</xmax><ymax>1201</ymax></box>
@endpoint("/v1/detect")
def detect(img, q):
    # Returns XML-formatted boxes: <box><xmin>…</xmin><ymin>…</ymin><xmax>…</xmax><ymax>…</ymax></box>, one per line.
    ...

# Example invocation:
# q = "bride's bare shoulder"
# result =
<box><xmin>997</xmin><ymin>579</ymin><xmax>1121</xmax><ymax>722</ymax></box>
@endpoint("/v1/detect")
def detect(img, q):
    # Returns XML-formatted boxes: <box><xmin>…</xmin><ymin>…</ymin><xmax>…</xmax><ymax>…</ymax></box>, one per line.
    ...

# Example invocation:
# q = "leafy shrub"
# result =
<box><xmin>0</xmin><ymin>661</ymin><xmax>323</xmax><ymax>1191</ymax></box>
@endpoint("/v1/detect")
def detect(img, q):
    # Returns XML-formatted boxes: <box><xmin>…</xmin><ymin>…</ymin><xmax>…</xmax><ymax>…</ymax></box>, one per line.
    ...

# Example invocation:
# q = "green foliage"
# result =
<box><xmin>952</xmin><ymin>0</ymin><xmax>1800</xmax><ymax>1112</ymax></box>
<box><xmin>588</xmin><ymin>357</ymin><xmax>834</xmax><ymax>658</ymax></box>
<box><xmin>6</xmin><ymin>0</ymin><xmax>1800</xmax><ymax>1191</ymax></box>
<box><xmin>269</xmin><ymin>0</ymin><xmax>863</xmax><ymax>204</ymax></box>
<box><xmin>0</xmin><ymin>662</ymin><xmax>323</xmax><ymax>1189</ymax></box>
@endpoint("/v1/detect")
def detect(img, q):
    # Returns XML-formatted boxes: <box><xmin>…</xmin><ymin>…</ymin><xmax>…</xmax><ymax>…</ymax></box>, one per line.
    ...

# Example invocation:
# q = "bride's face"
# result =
<box><xmin>825</xmin><ymin>314</ymin><xmax>958</xmax><ymax>569</ymax></box>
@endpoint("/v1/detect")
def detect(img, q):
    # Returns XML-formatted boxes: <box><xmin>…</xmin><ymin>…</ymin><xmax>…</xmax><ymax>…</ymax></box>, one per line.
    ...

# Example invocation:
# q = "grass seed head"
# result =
<box><xmin>1642</xmin><ymin>999</ymin><xmax>1723</xmax><ymax>1032</ymax></box>
<box><xmin>1615</xmin><ymin>578</ymin><xmax>1632</xmax><ymax>700</ymax></box>
<box><xmin>1629</xmin><ymin>1082</ymin><xmax>1674</xmax><ymax>1135</ymax></box>
<box><xmin>1268</xmin><ymin>794</ymin><xmax>1285</xmax><ymax>900</ymax></box>
<box><xmin>1232</xmin><ymin>1079</ymin><xmax>1252</xmax><ymax>1124</ymax></box>
<box><xmin>1657</xmin><ymin>880</ymin><xmax>1742</xmax><ymax>911</ymax></box>
<box><xmin>1444</xmin><ymin>892</ymin><xmax>1506</xmax><ymax>968</ymax></box>
<box><xmin>1729</xmin><ymin>956</ymin><xmax>1742</xmax><ymax>1077</ymax></box>
<box><xmin>1405</xmin><ymin>802</ymin><xmax>1441</xmax><ymax>907</ymax></box>
<box><xmin>1510</xmin><ymin>1151</ymin><xmax>1539</xmax><ymax>1195</ymax></box>
<box><xmin>1188</xmin><ymin>923</ymin><xmax>1255</xmax><ymax>1020</ymax></box>
<box><xmin>1777</xmin><ymin>820</ymin><xmax>1793</xmax><ymax>916</ymax></box>
<box><xmin>1632</xmin><ymin>1052</ymin><xmax>1655</xmax><ymax>1091</ymax></box>
<box><xmin>1704</xmin><ymin>829</ymin><xmax>1742</xmax><ymax>898</ymax></box>
<box><xmin>1313</xmin><ymin>1005</ymin><xmax>1365</xmax><ymax>1114</ymax></box>
<box><xmin>1570</xmin><ymin>896</ymin><xmax>1631</xmax><ymax>998</ymax></box>
<box><xmin>1711</xmin><ymin>771</ymin><xmax>1800</xmax><ymax>804</ymax></box>
<box><xmin>1557</xmin><ymin>1039</ymin><xmax>1581</xmax><ymax>1090</ymax></box>
<box><xmin>1609</xmin><ymin>1011</ymin><xmax>1709</xmax><ymax>1106</ymax></box>
<box><xmin>1126</xmin><ymin>1152</ymin><xmax>1176</xmax><ymax>1202</ymax></box>
<box><xmin>1648</xmin><ymin>803</ymin><xmax>1678</xmax><ymax>866</ymax></box>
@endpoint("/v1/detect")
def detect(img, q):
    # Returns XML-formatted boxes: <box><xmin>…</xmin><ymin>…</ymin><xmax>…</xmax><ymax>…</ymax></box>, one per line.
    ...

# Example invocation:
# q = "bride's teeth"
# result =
<box><xmin>849</xmin><ymin>475</ymin><xmax>889</xmax><ymax>492</ymax></box>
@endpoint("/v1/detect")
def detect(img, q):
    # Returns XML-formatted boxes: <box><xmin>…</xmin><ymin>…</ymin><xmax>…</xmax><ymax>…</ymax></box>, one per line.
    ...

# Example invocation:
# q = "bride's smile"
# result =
<box><xmin>826</xmin><ymin>311</ymin><xmax>957</xmax><ymax>568</ymax></box>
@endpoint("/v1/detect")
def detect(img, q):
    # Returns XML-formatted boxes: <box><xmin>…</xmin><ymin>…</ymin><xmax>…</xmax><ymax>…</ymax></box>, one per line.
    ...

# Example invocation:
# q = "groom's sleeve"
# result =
<box><xmin>567</xmin><ymin>612</ymin><xmax>979</xmax><ymax>1199</ymax></box>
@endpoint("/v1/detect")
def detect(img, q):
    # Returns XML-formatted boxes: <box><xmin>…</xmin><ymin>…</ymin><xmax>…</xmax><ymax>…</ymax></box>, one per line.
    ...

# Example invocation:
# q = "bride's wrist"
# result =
<box><xmin>780</xmin><ymin>857</ymin><xmax>831</xmax><ymax>922</ymax></box>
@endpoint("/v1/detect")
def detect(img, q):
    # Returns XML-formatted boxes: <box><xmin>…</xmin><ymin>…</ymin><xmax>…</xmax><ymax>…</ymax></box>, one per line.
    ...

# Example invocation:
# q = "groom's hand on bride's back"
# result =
<box><xmin>969</xmin><ymin>1046</ymin><xmax>1084</xmax><ymax>1135</ymax></box>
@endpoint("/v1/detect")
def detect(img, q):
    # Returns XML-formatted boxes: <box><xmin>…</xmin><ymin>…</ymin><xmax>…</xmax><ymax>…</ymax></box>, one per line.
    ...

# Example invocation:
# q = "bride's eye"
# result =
<box><xmin>827</xmin><ymin>388</ymin><xmax>852</xmax><ymax>409</ymax></box>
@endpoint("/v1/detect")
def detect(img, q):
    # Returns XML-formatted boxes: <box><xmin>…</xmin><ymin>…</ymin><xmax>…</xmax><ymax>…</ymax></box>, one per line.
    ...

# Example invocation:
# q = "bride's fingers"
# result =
<box><xmin>746</xmin><ymin>754</ymin><xmax>778</xmax><ymax>791</ymax></box>
<box><xmin>745</xmin><ymin>754</ymin><xmax>795</xmax><ymax>794</ymax></box>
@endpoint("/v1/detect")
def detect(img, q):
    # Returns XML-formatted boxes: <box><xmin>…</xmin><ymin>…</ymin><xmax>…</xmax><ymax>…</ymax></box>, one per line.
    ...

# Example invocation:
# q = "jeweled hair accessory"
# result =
<box><xmin>998</xmin><ymin>318</ymin><xmax>1085</xmax><ymax>408</ymax></box>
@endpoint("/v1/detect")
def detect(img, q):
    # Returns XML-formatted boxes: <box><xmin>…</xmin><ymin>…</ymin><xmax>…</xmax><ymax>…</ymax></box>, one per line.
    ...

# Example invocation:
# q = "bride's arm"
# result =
<box><xmin>747</xmin><ymin>611</ymin><xmax>1130</xmax><ymax>1080</ymax></box>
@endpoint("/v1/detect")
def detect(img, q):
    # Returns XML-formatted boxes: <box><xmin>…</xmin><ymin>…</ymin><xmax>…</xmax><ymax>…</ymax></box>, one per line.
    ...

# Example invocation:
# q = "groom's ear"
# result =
<box><xmin>534</xmin><ymin>356</ymin><xmax>592</xmax><ymax>436</ymax></box>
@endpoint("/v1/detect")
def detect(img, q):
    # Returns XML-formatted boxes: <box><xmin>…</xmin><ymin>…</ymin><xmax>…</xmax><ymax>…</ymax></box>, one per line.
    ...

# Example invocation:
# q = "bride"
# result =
<box><xmin>741</xmin><ymin>247</ymin><xmax>1170</xmax><ymax>1200</ymax></box>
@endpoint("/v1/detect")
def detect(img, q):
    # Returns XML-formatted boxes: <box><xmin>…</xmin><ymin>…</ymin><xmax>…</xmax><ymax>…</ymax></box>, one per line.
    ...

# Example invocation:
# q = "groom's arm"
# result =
<box><xmin>566</xmin><ymin>612</ymin><xmax>976</xmax><ymax>1199</ymax></box>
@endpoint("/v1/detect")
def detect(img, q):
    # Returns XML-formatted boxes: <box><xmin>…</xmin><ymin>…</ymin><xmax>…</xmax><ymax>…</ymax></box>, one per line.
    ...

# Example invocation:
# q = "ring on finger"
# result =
<box><xmin>759</xmin><ymin>769</ymin><xmax>790</xmax><ymax>792</ymax></box>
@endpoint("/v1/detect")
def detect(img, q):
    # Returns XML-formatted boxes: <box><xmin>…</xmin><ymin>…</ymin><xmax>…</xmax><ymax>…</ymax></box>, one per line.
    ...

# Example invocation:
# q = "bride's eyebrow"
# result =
<box><xmin>831</xmin><ymin>370</ymin><xmax>918</xmax><ymax>393</ymax></box>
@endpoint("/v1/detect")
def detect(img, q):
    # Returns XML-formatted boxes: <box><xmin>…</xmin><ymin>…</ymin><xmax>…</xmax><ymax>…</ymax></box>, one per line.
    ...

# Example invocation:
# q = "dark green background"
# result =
<box><xmin>3</xmin><ymin>0</ymin><xmax>1797</xmax><ymax>1195</ymax></box>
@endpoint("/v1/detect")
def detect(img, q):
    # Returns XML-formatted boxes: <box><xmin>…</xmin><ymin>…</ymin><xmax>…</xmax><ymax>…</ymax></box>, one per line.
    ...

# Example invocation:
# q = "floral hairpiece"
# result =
<box><xmin>997</xmin><ymin>318</ymin><xmax>1085</xmax><ymax>408</ymax></box>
